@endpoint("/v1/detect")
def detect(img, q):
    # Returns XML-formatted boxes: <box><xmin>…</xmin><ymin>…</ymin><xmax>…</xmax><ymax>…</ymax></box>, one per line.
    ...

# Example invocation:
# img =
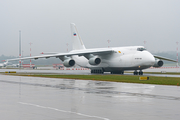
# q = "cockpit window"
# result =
<box><xmin>137</xmin><ymin>48</ymin><xmax>146</xmax><ymax>51</ymax></box>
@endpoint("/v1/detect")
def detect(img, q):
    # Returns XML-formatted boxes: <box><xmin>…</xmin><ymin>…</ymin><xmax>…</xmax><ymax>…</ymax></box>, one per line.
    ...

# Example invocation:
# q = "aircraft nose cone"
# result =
<box><xmin>149</xmin><ymin>55</ymin><xmax>155</xmax><ymax>66</ymax></box>
<box><xmin>143</xmin><ymin>51</ymin><xmax>155</xmax><ymax>66</ymax></box>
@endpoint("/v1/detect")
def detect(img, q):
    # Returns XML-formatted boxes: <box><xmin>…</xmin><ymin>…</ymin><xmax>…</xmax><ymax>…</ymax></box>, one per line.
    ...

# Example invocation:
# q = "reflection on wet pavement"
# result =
<box><xmin>0</xmin><ymin>74</ymin><xmax>180</xmax><ymax>120</ymax></box>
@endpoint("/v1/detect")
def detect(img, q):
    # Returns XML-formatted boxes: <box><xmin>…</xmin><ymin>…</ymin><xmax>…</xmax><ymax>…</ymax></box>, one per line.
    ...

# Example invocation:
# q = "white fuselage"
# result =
<box><xmin>71</xmin><ymin>46</ymin><xmax>155</xmax><ymax>72</ymax></box>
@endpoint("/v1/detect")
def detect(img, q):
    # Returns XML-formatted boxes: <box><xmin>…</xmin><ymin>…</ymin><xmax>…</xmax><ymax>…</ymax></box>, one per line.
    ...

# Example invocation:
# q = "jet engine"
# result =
<box><xmin>89</xmin><ymin>56</ymin><xmax>101</xmax><ymax>65</ymax></box>
<box><xmin>63</xmin><ymin>59</ymin><xmax>75</xmax><ymax>67</ymax></box>
<box><xmin>3</xmin><ymin>62</ymin><xmax>8</xmax><ymax>67</ymax></box>
<box><xmin>153</xmin><ymin>59</ymin><xmax>163</xmax><ymax>67</ymax></box>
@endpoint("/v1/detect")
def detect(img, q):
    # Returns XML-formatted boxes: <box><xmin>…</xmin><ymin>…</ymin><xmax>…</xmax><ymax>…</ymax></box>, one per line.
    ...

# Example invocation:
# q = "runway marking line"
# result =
<box><xmin>18</xmin><ymin>102</ymin><xmax>109</xmax><ymax>120</ymax></box>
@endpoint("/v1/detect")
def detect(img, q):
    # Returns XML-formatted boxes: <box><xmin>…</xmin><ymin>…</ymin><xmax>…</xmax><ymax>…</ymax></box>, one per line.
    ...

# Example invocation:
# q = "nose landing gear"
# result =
<box><xmin>134</xmin><ymin>70</ymin><xmax>143</xmax><ymax>75</ymax></box>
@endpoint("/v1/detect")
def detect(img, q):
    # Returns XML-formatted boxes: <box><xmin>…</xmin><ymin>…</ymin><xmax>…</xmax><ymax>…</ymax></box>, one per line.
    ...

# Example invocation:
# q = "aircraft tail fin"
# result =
<box><xmin>71</xmin><ymin>23</ymin><xmax>86</xmax><ymax>50</ymax></box>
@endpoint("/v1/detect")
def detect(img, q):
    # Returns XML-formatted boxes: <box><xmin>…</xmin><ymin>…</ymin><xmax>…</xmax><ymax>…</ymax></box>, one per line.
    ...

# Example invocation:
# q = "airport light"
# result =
<box><xmin>176</xmin><ymin>42</ymin><xmax>179</xmax><ymax>67</ymax></box>
<box><xmin>22</xmin><ymin>50</ymin><xmax>24</xmax><ymax>65</ymax></box>
<box><xmin>29</xmin><ymin>42</ymin><xmax>33</xmax><ymax>67</ymax></box>
<box><xmin>107</xmin><ymin>40</ymin><xmax>111</xmax><ymax>48</ymax></box>
<box><xmin>66</xmin><ymin>43</ymin><xmax>69</xmax><ymax>52</ymax></box>
<box><xmin>144</xmin><ymin>41</ymin><xmax>147</xmax><ymax>49</ymax></box>
<box><xmin>19</xmin><ymin>30</ymin><xmax>22</xmax><ymax>67</ymax></box>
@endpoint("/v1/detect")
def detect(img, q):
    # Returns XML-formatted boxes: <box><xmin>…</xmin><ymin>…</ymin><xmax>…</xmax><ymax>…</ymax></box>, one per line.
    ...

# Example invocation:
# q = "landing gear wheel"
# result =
<box><xmin>139</xmin><ymin>70</ymin><xmax>143</xmax><ymax>75</ymax></box>
<box><xmin>134</xmin><ymin>70</ymin><xmax>138</xmax><ymax>75</ymax></box>
<box><xmin>110</xmin><ymin>71</ymin><xmax>124</xmax><ymax>74</ymax></box>
<box><xmin>91</xmin><ymin>69</ymin><xmax>104</xmax><ymax>74</ymax></box>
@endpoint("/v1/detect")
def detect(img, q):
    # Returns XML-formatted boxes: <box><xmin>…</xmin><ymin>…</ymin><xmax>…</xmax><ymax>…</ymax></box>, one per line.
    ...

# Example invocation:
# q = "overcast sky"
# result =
<box><xmin>1</xmin><ymin>0</ymin><xmax>180</xmax><ymax>56</ymax></box>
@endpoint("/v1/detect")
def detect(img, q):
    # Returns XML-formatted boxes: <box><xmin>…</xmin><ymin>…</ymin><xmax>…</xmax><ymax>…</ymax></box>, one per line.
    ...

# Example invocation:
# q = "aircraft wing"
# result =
<box><xmin>153</xmin><ymin>55</ymin><xmax>177</xmax><ymax>62</ymax></box>
<box><xmin>40</xmin><ymin>52</ymin><xmax>59</xmax><ymax>54</ymax></box>
<box><xmin>7</xmin><ymin>48</ymin><xmax>113</xmax><ymax>61</ymax></box>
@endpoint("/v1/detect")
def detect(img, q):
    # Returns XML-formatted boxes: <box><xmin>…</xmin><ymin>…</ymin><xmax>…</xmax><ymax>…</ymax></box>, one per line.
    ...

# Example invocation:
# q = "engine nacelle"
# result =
<box><xmin>89</xmin><ymin>57</ymin><xmax>101</xmax><ymax>65</ymax></box>
<box><xmin>153</xmin><ymin>60</ymin><xmax>163</xmax><ymax>67</ymax></box>
<box><xmin>63</xmin><ymin>59</ymin><xmax>75</xmax><ymax>67</ymax></box>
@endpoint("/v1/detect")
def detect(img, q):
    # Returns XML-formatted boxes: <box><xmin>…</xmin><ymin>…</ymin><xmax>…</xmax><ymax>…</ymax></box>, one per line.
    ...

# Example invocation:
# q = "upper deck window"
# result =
<box><xmin>137</xmin><ymin>48</ymin><xmax>146</xmax><ymax>51</ymax></box>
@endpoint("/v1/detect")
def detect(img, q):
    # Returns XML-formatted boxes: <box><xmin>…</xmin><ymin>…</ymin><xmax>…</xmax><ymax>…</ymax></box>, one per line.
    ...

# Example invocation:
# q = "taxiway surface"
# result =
<box><xmin>0</xmin><ymin>74</ymin><xmax>180</xmax><ymax>120</ymax></box>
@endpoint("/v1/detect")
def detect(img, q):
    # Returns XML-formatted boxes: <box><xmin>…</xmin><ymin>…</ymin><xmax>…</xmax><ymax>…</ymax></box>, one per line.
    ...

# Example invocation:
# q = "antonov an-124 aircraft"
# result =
<box><xmin>7</xmin><ymin>23</ymin><xmax>176</xmax><ymax>75</ymax></box>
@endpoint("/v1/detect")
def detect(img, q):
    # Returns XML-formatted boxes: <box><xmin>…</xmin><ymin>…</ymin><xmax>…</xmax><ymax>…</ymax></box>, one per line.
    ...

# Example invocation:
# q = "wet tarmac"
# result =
<box><xmin>0</xmin><ymin>74</ymin><xmax>180</xmax><ymax>120</ymax></box>
<box><xmin>0</xmin><ymin>68</ymin><xmax>91</xmax><ymax>75</ymax></box>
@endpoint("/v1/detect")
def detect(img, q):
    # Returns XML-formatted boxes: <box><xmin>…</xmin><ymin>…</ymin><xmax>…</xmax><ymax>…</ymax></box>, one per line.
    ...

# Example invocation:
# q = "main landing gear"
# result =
<box><xmin>91</xmin><ymin>69</ymin><xmax>104</xmax><ymax>74</ymax></box>
<box><xmin>111</xmin><ymin>71</ymin><xmax>124</xmax><ymax>74</ymax></box>
<box><xmin>134</xmin><ymin>70</ymin><xmax>143</xmax><ymax>75</ymax></box>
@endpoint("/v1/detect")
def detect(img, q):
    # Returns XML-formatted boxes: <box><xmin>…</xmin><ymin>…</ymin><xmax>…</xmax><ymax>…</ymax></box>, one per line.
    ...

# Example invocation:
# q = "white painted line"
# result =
<box><xmin>19</xmin><ymin>102</ymin><xmax>109</xmax><ymax>120</ymax></box>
